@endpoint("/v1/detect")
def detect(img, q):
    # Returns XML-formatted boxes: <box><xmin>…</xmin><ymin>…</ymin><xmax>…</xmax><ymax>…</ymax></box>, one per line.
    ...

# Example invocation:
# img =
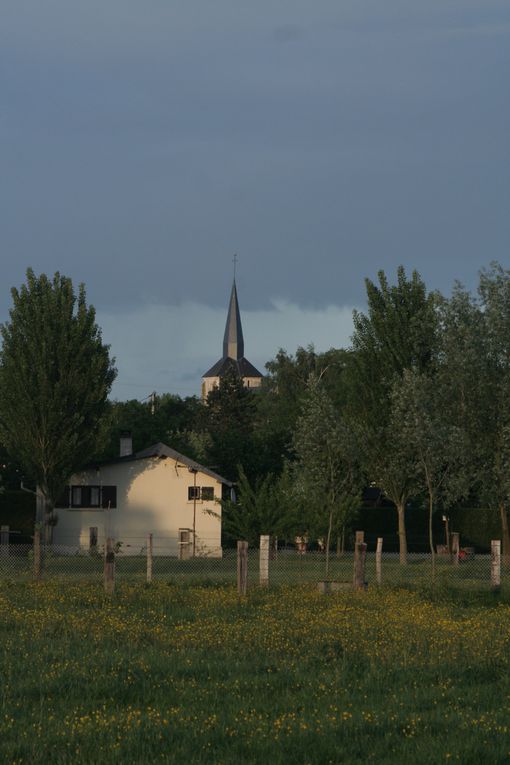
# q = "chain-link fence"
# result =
<box><xmin>0</xmin><ymin>532</ymin><xmax>507</xmax><ymax>593</ymax></box>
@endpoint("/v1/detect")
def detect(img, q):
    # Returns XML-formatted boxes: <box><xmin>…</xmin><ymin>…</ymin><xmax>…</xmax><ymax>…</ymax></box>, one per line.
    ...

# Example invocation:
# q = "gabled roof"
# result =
<box><xmin>223</xmin><ymin>281</ymin><xmax>244</xmax><ymax>360</ymax></box>
<box><xmin>92</xmin><ymin>442</ymin><xmax>232</xmax><ymax>485</ymax></box>
<box><xmin>202</xmin><ymin>355</ymin><xmax>263</xmax><ymax>380</ymax></box>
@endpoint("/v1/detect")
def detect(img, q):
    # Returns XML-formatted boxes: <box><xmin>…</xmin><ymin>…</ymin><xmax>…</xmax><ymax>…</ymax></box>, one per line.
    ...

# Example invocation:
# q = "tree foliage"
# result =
<box><xmin>292</xmin><ymin>374</ymin><xmax>361</xmax><ymax>576</ymax></box>
<box><xmin>348</xmin><ymin>266</ymin><xmax>438</xmax><ymax>561</ymax></box>
<box><xmin>203</xmin><ymin>366</ymin><xmax>256</xmax><ymax>482</ymax></box>
<box><xmin>390</xmin><ymin>368</ymin><xmax>468</xmax><ymax>568</ymax></box>
<box><xmin>0</xmin><ymin>270</ymin><xmax>116</xmax><ymax>535</ymax></box>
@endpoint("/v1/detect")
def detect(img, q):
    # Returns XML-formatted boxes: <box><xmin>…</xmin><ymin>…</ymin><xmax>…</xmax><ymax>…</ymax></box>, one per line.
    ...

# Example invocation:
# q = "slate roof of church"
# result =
<box><xmin>202</xmin><ymin>355</ymin><xmax>263</xmax><ymax>379</ymax></box>
<box><xmin>202</xmin><ymin>280</ymin><xmax>263</xmax><ymax>380</ymax></box>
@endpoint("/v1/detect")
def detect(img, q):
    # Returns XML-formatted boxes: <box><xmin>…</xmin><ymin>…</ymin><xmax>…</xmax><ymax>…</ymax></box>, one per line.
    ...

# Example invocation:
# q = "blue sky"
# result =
<box><xmin>1</xmin><ymin>1</ymin><xmax>509</xmax><ymax>397</ymax></box>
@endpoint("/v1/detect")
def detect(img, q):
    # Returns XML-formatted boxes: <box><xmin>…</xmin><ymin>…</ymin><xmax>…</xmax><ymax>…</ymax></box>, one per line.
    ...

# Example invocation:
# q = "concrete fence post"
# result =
<box><xmin>451</xmin><ymin>532</ymin><xmax>460</xmax><ymax>566</ymax></box>
<box><xmin>259</xmin><ymin>535</ymin><xmax>270</xmax><ymax>587</ymax></box>
<box><xmin>491</xmin><ymin>540</ymin><xmax>501</xmax><ymax>592</ymax></box>
<box><xmin>376</xmin><ymin>537</ymin><xmax>383</xmax><ymax>585</ymax></box>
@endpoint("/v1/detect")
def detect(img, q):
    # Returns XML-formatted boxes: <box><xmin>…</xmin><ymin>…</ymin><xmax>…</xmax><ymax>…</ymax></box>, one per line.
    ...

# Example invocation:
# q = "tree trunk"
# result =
<box><xmin>325</xmin><ymin>509</ymin><xmax>333</xmax><ymax>579</ymax></box>
<box><xmin>429</xmin><ymin>493</ymin><xmax>436</xmax><ymax>579</ymax></box>
<box><xmin>41</xmin><ymin>492</ymin><xmax>54</xmax><ymax>546</ymax></box>
<box><xmin>499</xmin><ymin>501</ymin><xmax>510</xmax><ymax>567</ymax></box>
<box><xmin>396</xmin><ymin>501</ymin><xmax>407</xmax><ymax>564</ymax></box>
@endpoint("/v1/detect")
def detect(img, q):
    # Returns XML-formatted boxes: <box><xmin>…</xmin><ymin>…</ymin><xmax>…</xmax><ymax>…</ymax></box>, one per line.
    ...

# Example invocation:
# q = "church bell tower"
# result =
<box><xmin>201</xmin><ymin>278</ymin><xmax>263</xmax><ymax>400</ymax></box>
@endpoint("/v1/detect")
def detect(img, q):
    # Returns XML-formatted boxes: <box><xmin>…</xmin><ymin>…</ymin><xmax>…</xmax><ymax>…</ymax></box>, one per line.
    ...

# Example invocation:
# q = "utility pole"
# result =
<box><xmin>189</xmin><ymin>467</ymin><xmax>198</xmax><ymax>557</ymax></box>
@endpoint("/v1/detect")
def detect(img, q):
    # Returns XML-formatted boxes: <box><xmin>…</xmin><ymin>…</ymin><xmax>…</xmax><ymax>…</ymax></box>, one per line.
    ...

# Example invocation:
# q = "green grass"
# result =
<box><xmin>2</xmin><ymin>581</ymin><xmax>510</xmax><ymax>764</ymax></box>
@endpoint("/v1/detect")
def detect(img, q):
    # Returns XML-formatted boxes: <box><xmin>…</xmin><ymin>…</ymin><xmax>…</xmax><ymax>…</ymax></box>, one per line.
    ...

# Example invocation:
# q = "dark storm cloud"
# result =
<box><xmin>1</xmin><ymin>0</ymin><xmax>509</xmax><ymax>318</ymax></box>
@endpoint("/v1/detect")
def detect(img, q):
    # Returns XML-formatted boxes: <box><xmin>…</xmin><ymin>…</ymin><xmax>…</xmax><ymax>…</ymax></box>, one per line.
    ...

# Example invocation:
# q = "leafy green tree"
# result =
<box><xmin>359</xmin><ymin>416</ymin><xmax>420</xmax><ymax>563</ymax></box>
<box><xmin>256</xmin><ymin>345</ymin><xmax>352</xmax><ymax>478</ymax></box>
<box><xmin>96</xmin><ymin>393</ymin><xmax>203</xmax><ymax>461</ymax></box>
<box><xmin>203</xmin><ymin>365</ymin><xmax>256</xmax><ymax>482</ymax></box>
<box><xmin>0</xmin><ymin>270</ymin><xmax>116</xmax><ymax>542</ymax></box>
<box><xmin>292</xmin><ymin>375</ymin><xmax>361</xmax><ymax>578</ymax></box>
<box><xmin>475</xmin><ymin>263</ymin><xmax>510</xmax><ymax>562</ymax></box>
<box><xmin>220</xmin><ymin>466</ymin><xmax>280</xmax><ymax>545</ymax></box>
<box><xmin>391</xmin><ymin>368</ymin><xmax>468</xmax><ymax>572</ymax></box>
<box><xmin>348</xmin><ymin>266</ymin><xmax>438</xmax><ymax>561</ymax></box>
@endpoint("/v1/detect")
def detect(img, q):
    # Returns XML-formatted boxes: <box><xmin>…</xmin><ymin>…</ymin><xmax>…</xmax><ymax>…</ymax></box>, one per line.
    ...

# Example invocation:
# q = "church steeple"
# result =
<box><xmin>201</xmin><ymin>271</ymin><xmax>263</xmax><ymax>400</ymax></box>
<box><xmin>222</xmin><ymin>281</ymin><xmax>244</xmax><ymax>360</ymax></box>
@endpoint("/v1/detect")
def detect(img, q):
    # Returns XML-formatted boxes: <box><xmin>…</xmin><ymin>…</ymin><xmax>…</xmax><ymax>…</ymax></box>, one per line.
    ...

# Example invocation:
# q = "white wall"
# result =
<box><xmin>52</xmin><ymin>456</ymin><xmax>223</xmax><ymax>557</ymax></box>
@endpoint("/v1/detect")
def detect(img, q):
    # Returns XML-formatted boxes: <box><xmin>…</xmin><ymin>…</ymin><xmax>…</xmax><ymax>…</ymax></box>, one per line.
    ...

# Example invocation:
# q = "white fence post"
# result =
<box><xmin>491</xmin><ymin>540</ymin><xmax>501</xmax><ymax>592</ymax></box>
<box><xmin>451</xmin><ymin>532</ymin><xmax>460</xmax><ymax>566</ymax></box>
<box><xmin>259</xmin><ymin>535</ymin><xmax>270</xmax><ymax>587</ymax></box>
<box><xmin>376</xmin><ymin>537</ymin><xmax>383</xmax><ymax>585</ymax></box>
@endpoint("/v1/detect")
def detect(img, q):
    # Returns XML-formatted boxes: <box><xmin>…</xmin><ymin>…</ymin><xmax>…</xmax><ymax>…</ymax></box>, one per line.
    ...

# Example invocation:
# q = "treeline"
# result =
<box><xmin>1</xmin><ymin>265</ymin><xmax>510</xmax><ymax>560</ymax></box>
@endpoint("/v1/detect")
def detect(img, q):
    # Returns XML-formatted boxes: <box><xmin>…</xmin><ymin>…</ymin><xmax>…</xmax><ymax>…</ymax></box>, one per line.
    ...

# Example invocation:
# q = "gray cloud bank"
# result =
<box><xmin>1</xmin><ymin>0</ymin><xmax>509</xmax><ymax>315</ymax></box>
<box><xmin>98</xmin><ymin>298</ymin><xmax>356</xmax><ymax>400</ymax></box>
<box><xmin>1</xmin><ymin>1</ymin><xmax>509</xmax><ymax>397</ymax></box>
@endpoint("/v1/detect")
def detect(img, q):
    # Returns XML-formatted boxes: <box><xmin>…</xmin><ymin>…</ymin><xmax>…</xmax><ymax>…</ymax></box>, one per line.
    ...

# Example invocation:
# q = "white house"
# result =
<box><xmin>52</xmin><ymin>438</ymin><xmax>232</xmax><ymax>557</ymax></box>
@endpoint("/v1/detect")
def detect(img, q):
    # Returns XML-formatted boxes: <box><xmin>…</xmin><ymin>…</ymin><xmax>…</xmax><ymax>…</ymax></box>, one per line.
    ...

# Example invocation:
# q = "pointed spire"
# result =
<box><xmin>223</xmin><ymin>281</ymin><xmax>244</xmax><ymax>360</ymax></box>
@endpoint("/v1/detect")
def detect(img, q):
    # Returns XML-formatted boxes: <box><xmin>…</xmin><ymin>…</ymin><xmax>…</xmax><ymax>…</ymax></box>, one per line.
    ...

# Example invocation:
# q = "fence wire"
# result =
<box><xmin>0</xmin><ymin>538</ymin><xmax>507</xmax><ymax>592</ymax></box>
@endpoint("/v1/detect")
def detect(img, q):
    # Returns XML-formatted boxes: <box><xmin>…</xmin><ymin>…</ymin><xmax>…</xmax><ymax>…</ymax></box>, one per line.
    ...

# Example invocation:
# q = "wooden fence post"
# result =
<box><xmin>259</xmin><ymin>535</ymin><xmax>270</xmax><ymax>587</ymax></box>
<box><xmin>33</xmin><ymin>530</ymin><xmax>41</xmax><ymax>580</ymax></box>
<box><xmin>353</xmin><ymin>541</ymin><xmax>367</xmax><ymax>591</ymax></box>
<box><xmin>353</xmin><ymin>531</ymin><xmax>365</xmax><ymax>590</ymax></box>
<box><xmin>104</xmin><ymin>537</ymin><xmax>115</xmax><ymax>595</ymax></box>
<box><xmin>237</xmin><ymin>540</ymin><xmax>248</xmax><ymax>597</ymax></box>
<box><xmin>491</xmin><ymin>540</ymin><xmax>501</xmax><ymax>592</ymax></box>
<box><xmin>376</xmin><ymin>537</ymin><xmax>383</xmax><ymax>585</ymax></box>
<box><xmin>147</xmin><ymin>533</ymin><xmax>153</xmax><ymax>584</ymax></box>
<box><xmin>451</xmin><ymin>532</ymin><xmax>460</xmax><ymax>566</ymax></box>
<box><xmin>0</xmin><ymin>525</ymin><xmax>9</xmax><ymax>558</ymax></box>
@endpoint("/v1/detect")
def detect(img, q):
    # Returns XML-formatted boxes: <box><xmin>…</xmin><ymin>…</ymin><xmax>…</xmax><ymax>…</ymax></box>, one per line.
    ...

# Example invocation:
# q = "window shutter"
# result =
<box><xmin>101</xmin><ymin>486</ymin><xmax>117</xmax><ymax>509</ymax></box>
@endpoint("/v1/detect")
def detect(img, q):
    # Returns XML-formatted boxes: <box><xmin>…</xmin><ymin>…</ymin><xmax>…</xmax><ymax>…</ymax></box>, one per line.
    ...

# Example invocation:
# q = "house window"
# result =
<box><xmin>201</xmin><ymin>487</ymin><xmax>214</xmax><ymax>501</ymax></box>
<box><xmin>69</xmin><ymin>485</ymin><xmax>113</xmax><ymax>509</ymax></box>
<box><xmin>188</xmin><ymin>486</ymin><xmax>200</xmax><ymax>501</ymax></box>
<box><xmin>72</xmin><ymin>486</ymin><xmax>83</xmax><ymax>507</ymax></box>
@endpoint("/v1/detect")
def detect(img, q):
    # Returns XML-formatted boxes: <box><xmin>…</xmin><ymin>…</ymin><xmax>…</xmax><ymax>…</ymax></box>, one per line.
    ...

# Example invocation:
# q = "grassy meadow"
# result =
<box><xmin>1</xmin><ymin>581</ymin><xmax>510</xmax><ymax>764</ymax></box>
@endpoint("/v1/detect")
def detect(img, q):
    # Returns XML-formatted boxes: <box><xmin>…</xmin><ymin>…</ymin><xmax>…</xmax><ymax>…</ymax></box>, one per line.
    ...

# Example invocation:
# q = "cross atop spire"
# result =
<box><xmin>223</xmin><ymin>280</ymin><xmax>244</xmax><ymax>360</ymax></box>
<box><xmin>233</xmin><ymin>253</ymin><xmax>238</xmax><ymax>282</ymax></box>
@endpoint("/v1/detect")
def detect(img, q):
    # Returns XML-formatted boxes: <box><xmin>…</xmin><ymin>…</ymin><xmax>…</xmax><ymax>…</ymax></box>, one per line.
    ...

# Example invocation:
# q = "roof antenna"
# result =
<box><xmin>233</xmin><ymin>253</ymin><xmax>238</xmax><ymax>282</ymax></box>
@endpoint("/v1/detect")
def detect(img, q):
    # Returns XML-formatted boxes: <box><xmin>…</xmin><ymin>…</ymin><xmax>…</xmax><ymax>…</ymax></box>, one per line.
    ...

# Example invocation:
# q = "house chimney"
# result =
<box><xmin>119</xmin><ymin>430</ymin><xmax>133</xmax><ymax>457</ymax></box>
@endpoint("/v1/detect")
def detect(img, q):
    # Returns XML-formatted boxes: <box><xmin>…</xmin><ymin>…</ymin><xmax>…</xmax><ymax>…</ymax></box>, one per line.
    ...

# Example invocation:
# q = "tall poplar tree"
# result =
<box><xmin>348</xmin><ymin>266</ymin><xmax>437</xmax><ymax>562</ymax></box>
<box><xmin>293</xmin><ymin>375</ymin><xmax>361</xmax><ymax>578</ymax></box>
<box><xmin>476</xmin><ymin>263</ymin><xmax>510</xmax><ymax>563</ymax></box>
<box><xmin>0</xmin><ymin>270</ymin><xmax>116</xmax><ymax>541</ymax></box>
